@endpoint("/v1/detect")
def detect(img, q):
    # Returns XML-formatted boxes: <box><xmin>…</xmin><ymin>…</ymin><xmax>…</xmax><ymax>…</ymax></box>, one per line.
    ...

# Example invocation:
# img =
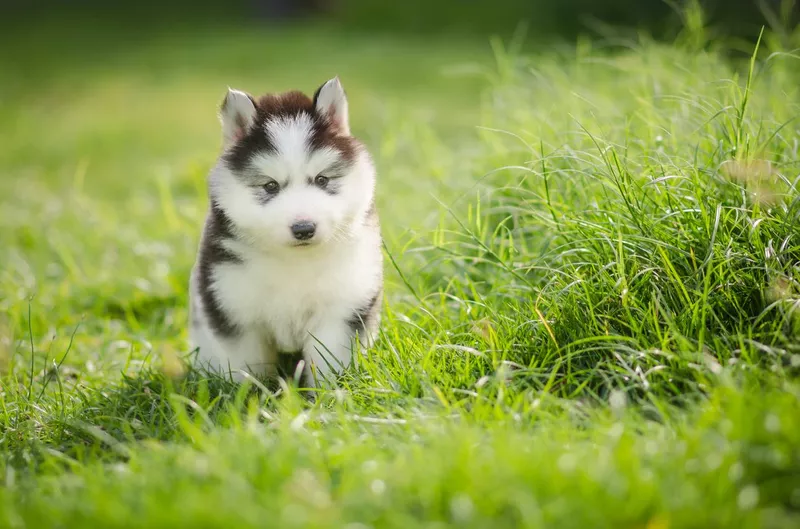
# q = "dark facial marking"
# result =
<box><xmin>310</xmin><ymin>173</ymin><xmax>341</xmax><ymax>196</ymax></box>
<box><xmin>223</xmin><ymin>89</ymin><xmax>358</xmax><ymax>174</ymax></box>
<box><xmin>254</xmin><ymin>180</ymin><xmax>281</xmax><ymax>205</ymax></box>
<box><xmin>320</xmin><ymin>183</ymin><xmax>340</xmax><ymax>196</ymax></box>
<box><xmin>308</xmin><ymin>119</ymin><xmax>358</xmax><ymax>167</ymax></box>
<box><xmin>196</xmin><ymin>204</ymin><xmax>242</xmax><ymax>337</ymax></box>
<box><xmin>224</xmin><ymin>124</ymin><xmax>272</xmax><ymax>173</ymax></box>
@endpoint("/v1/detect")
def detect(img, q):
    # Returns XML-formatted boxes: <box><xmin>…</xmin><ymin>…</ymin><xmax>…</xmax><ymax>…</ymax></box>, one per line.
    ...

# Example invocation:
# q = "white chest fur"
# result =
<box><xmin>211</xmin><ymin>231</ymin><xmax>382</xmax><ymax>352</ymax></box>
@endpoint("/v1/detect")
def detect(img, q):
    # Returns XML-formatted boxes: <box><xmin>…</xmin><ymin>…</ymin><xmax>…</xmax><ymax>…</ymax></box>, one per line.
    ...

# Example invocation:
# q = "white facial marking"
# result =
<box><xmin>261</xmin><ymin>114</ymin><xmax>314</xmax><ymax>179</ymax></box>
<box><xmin>246</xmin><ymin>114</ymin><xmax>341</xmax><ymax>185</ymax></box>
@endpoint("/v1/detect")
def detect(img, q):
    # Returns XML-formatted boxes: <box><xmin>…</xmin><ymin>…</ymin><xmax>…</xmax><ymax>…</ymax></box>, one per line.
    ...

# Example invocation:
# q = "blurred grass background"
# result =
<box><xmin>2</xmin><ymin>1</ymin><xmax>800</xmax><ymax>527</ymax></box>
<box><xmin>1</xmin><ymin>0</ymin><xmax>790</xmax><ymax>251</ymax></box>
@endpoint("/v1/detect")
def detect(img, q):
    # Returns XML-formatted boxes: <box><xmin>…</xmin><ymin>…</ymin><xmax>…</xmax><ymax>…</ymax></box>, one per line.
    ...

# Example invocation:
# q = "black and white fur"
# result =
<box><xmin>189</xmin><ymin>77</ymin><xmax>382</xmax><ymax>386</ymax></box>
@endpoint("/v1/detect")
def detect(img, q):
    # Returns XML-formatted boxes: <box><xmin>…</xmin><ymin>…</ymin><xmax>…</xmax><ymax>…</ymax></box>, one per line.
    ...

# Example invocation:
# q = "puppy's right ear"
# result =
<box><xmin>220</xmin><ymin>88</ymin><xmax>256</xmax><ymax>146</ymax></box>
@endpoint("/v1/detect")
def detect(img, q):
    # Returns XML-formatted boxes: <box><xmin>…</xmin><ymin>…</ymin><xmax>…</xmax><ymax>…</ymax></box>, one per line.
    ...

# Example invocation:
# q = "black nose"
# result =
<box><xmin>291</xmin><ymin>221</ymin><xmax>316</xmax><ymax>241</ymax></box>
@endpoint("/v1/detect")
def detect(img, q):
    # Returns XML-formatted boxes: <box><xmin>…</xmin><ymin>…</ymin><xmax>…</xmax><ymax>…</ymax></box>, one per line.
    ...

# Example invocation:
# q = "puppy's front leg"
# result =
<box><xmin>194</xmin><ymin>327</ymin><xmax>277</xmax><ymax>383</ymax></box>
<box><xmin>303</xmin><ymin>317</ymin><xmax>355</xmax><ymax>386</ymax></box>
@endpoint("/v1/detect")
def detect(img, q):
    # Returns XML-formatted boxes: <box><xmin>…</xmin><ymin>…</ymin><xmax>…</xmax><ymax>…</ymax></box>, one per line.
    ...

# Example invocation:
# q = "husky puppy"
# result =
<box><xmin>189</xmin><ymin>77</ymin><xmax>382</xmax><ymax>386</ymax></box>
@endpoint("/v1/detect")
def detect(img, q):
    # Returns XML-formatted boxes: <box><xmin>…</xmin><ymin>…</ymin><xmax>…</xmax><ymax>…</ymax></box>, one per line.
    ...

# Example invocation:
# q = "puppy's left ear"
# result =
<box><xmin>314</xmin><ymin>77</ymin><xmax>350</xmax><ymax>136</ymax></box>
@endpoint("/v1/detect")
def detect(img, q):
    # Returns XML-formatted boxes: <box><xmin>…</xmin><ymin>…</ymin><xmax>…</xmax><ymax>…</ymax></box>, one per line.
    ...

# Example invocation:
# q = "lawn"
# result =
<box><xmin>1</xmin><ymin>10</ymin><xmax>800</xmax><ymax>529</ymax></box>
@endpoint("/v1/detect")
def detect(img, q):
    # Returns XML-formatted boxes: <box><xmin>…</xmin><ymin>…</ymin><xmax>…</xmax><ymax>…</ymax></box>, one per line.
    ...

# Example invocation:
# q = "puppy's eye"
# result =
<box><xmin>314</xmin><ymin>175</ymin><xmax>329</xmax><ymax>188</ymax></box>
<box><xmin>264</xmin><ymin>181</ymin><xmax>280</xmax><ymax>194</ymax></box>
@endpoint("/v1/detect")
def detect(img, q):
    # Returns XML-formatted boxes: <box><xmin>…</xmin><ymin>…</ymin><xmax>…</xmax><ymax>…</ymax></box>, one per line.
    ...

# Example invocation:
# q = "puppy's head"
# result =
<box><xmin>209</xmin><ymin>78</ymin><xmax>375</xmax><ymax>252</ymax></box>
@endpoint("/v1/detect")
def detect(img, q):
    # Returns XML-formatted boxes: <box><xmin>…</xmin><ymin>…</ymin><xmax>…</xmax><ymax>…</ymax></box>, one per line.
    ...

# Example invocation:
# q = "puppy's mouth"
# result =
<box><xmin>291</xmin><ymin>241</ymin><xmax>314</xmax><ymax>247</ymax></box>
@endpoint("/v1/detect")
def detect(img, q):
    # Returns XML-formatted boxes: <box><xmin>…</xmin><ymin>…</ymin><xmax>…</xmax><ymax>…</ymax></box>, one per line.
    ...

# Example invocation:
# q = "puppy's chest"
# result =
<box><xmin>213</xmin><ymin>254</ymin><xmax>358</xmax><ymax>346</ymax></box>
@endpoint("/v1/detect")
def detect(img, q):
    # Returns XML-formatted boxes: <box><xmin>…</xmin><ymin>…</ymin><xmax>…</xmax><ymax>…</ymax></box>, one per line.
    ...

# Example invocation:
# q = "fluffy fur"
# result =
<box><xmin>189</xmin><ymin>77</ymin><xmax>383</xmax><ymax>386</ymax></box>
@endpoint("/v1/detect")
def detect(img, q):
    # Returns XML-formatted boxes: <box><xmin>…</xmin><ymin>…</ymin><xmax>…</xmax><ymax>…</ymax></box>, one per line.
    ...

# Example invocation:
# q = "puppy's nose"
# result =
<box><xmin>291</xmin><ymin>221</ymin><xmax>316</xmax><ymax>241</ymax></box>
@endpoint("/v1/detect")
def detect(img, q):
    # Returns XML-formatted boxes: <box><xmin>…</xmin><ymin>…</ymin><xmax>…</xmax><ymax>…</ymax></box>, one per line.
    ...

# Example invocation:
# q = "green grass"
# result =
<box><xmin>1</xmin><ymin>15</ymin><xmax>800</xmax><ymax>529</ymax></box>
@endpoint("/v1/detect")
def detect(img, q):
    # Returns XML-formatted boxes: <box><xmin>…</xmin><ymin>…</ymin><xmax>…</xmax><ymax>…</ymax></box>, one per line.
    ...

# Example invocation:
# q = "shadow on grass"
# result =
<box><xmin>95</xmin><ymin>294</ymin><xmax>183</xmax><ymax>323</ymax></box>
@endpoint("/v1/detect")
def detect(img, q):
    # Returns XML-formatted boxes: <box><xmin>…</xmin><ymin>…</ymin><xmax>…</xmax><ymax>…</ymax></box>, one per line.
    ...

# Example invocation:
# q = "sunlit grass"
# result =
<box><xmin>1</xmin><ymin>17</ymin><xmax>799</xmax><ymax>529</ymax></box>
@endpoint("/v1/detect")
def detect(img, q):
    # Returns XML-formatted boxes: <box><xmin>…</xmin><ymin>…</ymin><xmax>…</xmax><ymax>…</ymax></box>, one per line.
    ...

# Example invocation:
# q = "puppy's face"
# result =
<box><xmin>209</xmin><ymin>78</ymin><xmax>375</xmax><ymax>252</ymax></box>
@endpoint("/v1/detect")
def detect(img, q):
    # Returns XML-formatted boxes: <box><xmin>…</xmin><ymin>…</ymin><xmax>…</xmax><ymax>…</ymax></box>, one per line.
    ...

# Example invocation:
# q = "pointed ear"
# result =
<box><xmin>219</xmin><ymin>88</ymin><xmax>256</xmax><ymax>146</ymax></box>
<box><xmin>313</xmin><ymin>77</ymin><xmax>350</xmax><ymax>136</ymax></box>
